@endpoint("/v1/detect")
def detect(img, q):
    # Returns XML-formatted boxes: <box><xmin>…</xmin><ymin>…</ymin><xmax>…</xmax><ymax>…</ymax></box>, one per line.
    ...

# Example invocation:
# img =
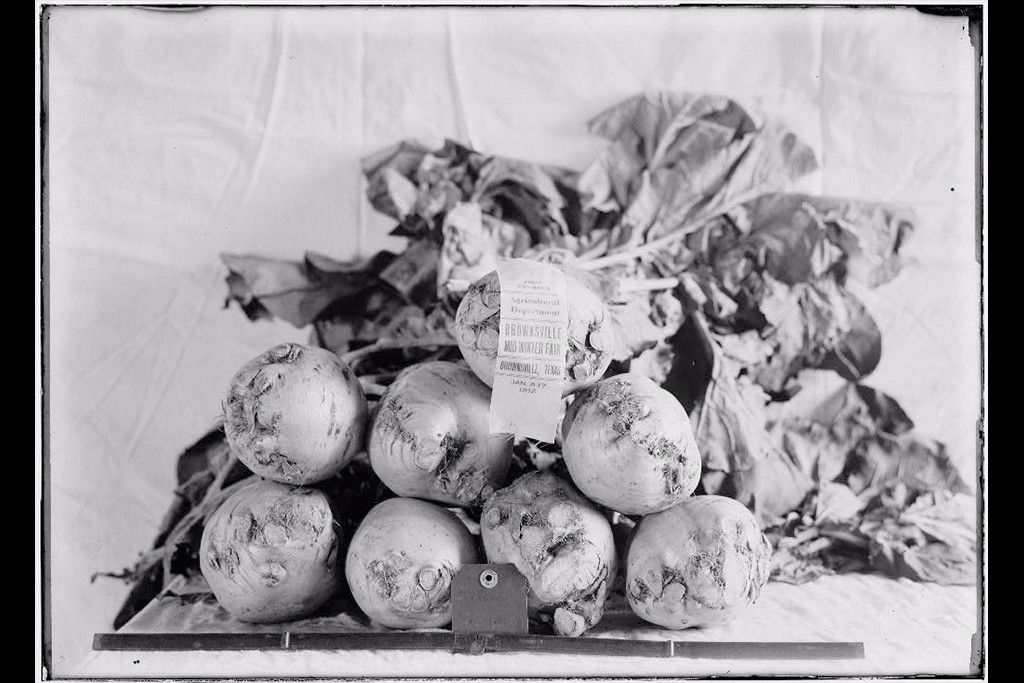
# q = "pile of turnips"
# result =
<box><xmin>199</xmin><ymin>260</ymin><xmax>772</xmax><ymax>635</ymax></box>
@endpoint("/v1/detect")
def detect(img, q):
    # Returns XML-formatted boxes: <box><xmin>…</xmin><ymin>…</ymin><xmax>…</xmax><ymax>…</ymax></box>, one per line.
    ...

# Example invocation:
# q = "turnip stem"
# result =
<box><xmin>615</xmin><ymin>277</ymin><xmax>680</xmax><ymax>293</ymax></box>
<box><xmin>340</xmin><ymin>338</ymin><xmax>458</xmax><ymax>368</ymax></box>
<box><xmin>579</xmin><ymin>232</ymin><xmax>694</xmax><ymax>271</ymax></box>
<box><xmin>159</xmin><ymin>453</ymin><xmax>250</xmax><ymax>589</ymax></box>
<box><xmin>359</xmin><ymin>380</ymin><xmax>389</xmax><ymax>397</ymax></box>
<box><xmin>356</xmin><ymin>371</ymin><xmax>402</xmax><ymax>384</ymax></box>
<box><xmin>206</xmin><ymin>452</ymin><xmax>239</xmax><ymax>498</ymax></box>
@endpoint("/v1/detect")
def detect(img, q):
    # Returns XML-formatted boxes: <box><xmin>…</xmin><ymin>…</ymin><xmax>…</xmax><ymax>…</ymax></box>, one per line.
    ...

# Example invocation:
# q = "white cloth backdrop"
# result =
<box><xmin>43</xmin><ymin>5</ymin><xmax>982</xmax><ymax>677</ymax></box>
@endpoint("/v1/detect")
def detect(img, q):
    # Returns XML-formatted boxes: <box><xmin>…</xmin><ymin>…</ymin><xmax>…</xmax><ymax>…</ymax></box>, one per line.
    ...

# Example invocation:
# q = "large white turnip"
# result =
<box><xmin>480</xmin><ymin>471</ymin><xmax>617</xmax><ymax>637</ymax></box>
<box><xmin>453</xmin><ymin>261</ymin><xmax>614</xmax><ymax>396</ymax></box>
<box><xmin>367</xmin><ymin>361</ymin><xmax>512</xmax><ymax>507</ymax></box>
<box><xmin>345</xmin><ymin>497</ymin><xmax>478</xmax><ymax>629</ymax></box>
<box><xmin>223</xmin><ymin>343</ymin><xmax>368</xmax><ymax>485</ymax></box>
<box><xmin>561</xmin><ymin>373</ymin><xmax>702</xmax><ymax>515</ymax></box>
<box><xmin>625</xmin><ymin>495</ymin><xmax>772</xmax><ymax>630</ymax></box>
<box><xmin>199</xmin><ymin>478</ymin><xmax>344</xmax><ymax>623</ymax></box>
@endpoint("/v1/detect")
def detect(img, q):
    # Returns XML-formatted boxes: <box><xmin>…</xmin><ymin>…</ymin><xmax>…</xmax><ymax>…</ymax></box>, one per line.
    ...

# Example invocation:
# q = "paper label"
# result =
<box><xmin>488</xmin><ymin>259</ymin><xmax>567</xmax><ymax>442</ymax></box>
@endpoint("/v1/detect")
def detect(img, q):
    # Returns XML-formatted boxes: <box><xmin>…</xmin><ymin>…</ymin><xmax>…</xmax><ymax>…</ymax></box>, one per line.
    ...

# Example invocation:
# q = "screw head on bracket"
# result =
<box><xmin>479</xmin><ymin>569</ymin><xmax>499</xmax><ymax>588</ymax></box>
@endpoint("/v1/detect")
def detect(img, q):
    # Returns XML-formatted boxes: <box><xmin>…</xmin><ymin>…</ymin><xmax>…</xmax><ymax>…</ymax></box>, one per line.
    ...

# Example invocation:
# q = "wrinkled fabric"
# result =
<box><xmin>44</xmin><ymin>5</ymin><xmax>981</xmax><ymax>677</ymax></box>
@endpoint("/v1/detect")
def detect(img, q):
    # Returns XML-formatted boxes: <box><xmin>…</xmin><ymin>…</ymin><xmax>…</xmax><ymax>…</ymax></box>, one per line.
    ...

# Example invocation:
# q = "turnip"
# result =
<box><xmin>368</xmin><ymin>361</ymin><xmax>513</xmax><ymax>507</ymax></box>
<box><xmin>480</xmin><ymin>471</ymin><xmax>617</xmax><ymax>637</ymax></box>
<box><xmin>345</xmin><ymin>497</ymin><xmax>478</xmax><ymax>629</ymax></box>
<box><xmin>223</xmin><ymin>343</ymin><xmax>368</xmax><ymax>485</ymax></box>
<box><xmin>453</xmin><ymin>262</ymin><xmax>614</xmax><ymax>396</ymax></box>
<box><xmin>199</xmin><ymin>478</ymin><xmax>344</xmax><ymax>623</ymax></box>
<box><xmin>561</xmin><ymin>373</ymin><xmax>702</xmax><ymax>515</ymax></box>
<box><xmin>625</xmin><ymin>495</ymin><xmax>772</xmax><ymax>630</ymax></box>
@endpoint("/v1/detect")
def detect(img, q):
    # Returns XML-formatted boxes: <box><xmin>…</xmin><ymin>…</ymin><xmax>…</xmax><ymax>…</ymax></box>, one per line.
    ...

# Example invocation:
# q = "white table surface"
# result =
<box><xmin>80</xmin><ymin>573</ymin><xmax>979</xmax><ymax>679</ymax></box>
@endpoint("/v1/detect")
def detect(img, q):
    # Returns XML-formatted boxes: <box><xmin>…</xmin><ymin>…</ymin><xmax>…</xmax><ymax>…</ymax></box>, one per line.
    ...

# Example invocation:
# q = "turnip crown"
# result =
<box><xmin>199</xmin><ymin>479</ymin><xmax>345</xmax><ymax>624</ymax></box>
<box><xmin>367</xmin><ymin>361</ymin><xmax>513</xmax><ymax>508</ymax></box>
<box><xmin>625</xmin><ymin>495</ymin><xmax>772</xmax><ymax>630</ymax></box>
<box><xmin>223</xmin><ymin>343</ymin><xmax>367</xmax><ymax>486</ymax></box>
<box><xmin>561</xmin><ymin>373</ymin><xmax>702</xmax><ymax>515</ymax></box>
<box><xmin>344</xmin><ymin>497</ymin><xmax>480</xmax><ymax>629</ymax></box>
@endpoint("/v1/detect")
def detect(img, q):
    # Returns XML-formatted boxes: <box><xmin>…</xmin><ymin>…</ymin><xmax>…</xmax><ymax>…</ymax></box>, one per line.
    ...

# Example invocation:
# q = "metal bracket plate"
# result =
<box><xmin>450</xmin><ymin>563</ymin><xmax>529</xmax><ymax>637</ymax></box>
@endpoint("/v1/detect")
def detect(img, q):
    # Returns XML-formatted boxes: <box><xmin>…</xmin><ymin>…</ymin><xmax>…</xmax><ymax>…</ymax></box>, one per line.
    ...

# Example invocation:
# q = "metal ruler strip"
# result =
<box><xmin>94</xmin><ymin>632</ymin><xmax>865</xmax><ymax>659</ymax></box>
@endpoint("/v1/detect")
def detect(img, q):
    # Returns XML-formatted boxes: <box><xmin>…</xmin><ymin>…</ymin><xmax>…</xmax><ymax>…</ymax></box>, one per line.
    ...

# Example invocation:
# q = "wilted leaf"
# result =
<box><xmin>606</xmin><ymin>291</ymin><xmax>684</xmax><ymax>361</ymax></box>
<box><xmin>814</xmin><ymin>482</ymin><xmax>868</xmax><ymax>525</ymax></box>
<box><xmin>811</xmin><ymin>197</ymin><xmax>916</xmax><ymax>288</ymax></box>
<box><xmin>221</xmin><ymin>251</ymin><xmax>395</xmax><ymax>328</ymax></box>
<box><xmin>316</xmin><ymin>301</ymin><xmax>456</xmax><ymax>357</ymax></box>
<box><xmin>770</xmin><ymin>547</ymin><xmax>835</xmax><ymax>585</ymax></box>
<box><xmin>773</xmin><ymin>420</ymin><xmax>851</xmax><ymax>484</ymax></box>
<box><xmin>900</xmin><ymin>491</ymin><xmax>977</xmax><ymax>550</ymax></box>
<box><xmin>817</xmin><ymin>292</ymin><xmax>882</xmax><ymax>382</ymax></box>
<box><xmin>750</xmin><ymin>275</ymin><xmax>881</xmax><ymax>396</ymax></box>
<box><xmin>362</xmin><ymin>139</ymin><xmax>434</xmax><ymax>220</ymax></box>
<box><xmin>769</xmin><ymin>383</ymin><xmax>964</xmax><ymax>498</ymax></box>
<box><xmin>472</xmin><ymin>155</ymin><xmax>580</xmax><ymax>243</ymax></box>
<box><xmin>898</xmin><ymin>543</ymin><xmax>976</xmax><ymax>585</ymax></box>
<box><xmin>312</xmin><ymin>287</ymin><xmax>408</xmax><ymax>355</ymax></box>
<box><xmin>709</xmin><ymin>193</ymin><xmax>915</xmax><ymax>289</ymax></box>
<box><xmin>437</xmin><ymin>202</ymin><xmax>531</xmax><ymax>296</ymax></box>
<box><xmin>379</xmin><ymin>238</ymin><xmax>442</xmax><ymax>305</ymax></box>
<box><xmin>578</xmin><ymin>92</ymin><xmax>818</xmax><ymax>255</ymax></box>
<box><xmin>663</xmin><ymin>314</ymin><xmax>776</xmax><ymax>475</ymax></box>
<box><xmin>847</xmin><ymin>384</ymin><xmax>915</xmax><ymax>435</ymax></box>
<box><xmin>868</xmin><ymin>530</ymin><xmax>976</xmax><ymax>586</ymax></box>
<box><xmin>363</xmin><ymin>138</ymin><xmax>581</xmax><ymax>252</ymax></box>
<box><xmin>709</xmin><ymin>444</ymin><xmax>816</xmax><ymax>528</ymax></box>
<box><xmin>711</xmin><ymin>328</ymin><xmax>774</xmax><ymax>368</ymax></box>
<box><xmin>628</xmin><ymin>341</ymin><xmax>676</xmax><ymax>385</ymax></box>
<box><xmin>841</xmin><ymin>433</ymin><xmax>970</xmax><ymax>496</ymax></box>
